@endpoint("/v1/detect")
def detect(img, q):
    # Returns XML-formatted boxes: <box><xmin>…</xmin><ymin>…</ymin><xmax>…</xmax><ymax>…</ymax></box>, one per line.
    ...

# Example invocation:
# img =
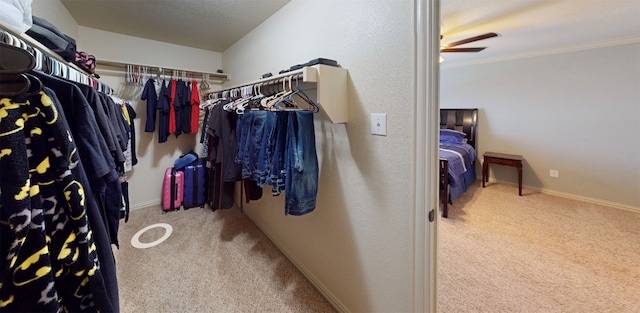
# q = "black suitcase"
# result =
<box><xmin>183</xmin><ymin>159</ymin><xmax>206</xmax><ymax>209</ymax></box>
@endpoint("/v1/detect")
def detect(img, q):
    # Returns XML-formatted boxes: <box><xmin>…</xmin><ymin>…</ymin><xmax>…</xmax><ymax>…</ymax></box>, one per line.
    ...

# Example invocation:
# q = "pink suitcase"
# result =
<box><xmin>163</xmin><ymin>167</ymin><xmax>184</xmax><ymax>211</ymax></box>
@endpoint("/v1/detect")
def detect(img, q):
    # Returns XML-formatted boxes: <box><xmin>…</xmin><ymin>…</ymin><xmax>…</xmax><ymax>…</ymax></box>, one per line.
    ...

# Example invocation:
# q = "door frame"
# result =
<box><xmin>413</xmin><ymin>0</ymin><xmax>440</xmax><ymax>311</ymax></box>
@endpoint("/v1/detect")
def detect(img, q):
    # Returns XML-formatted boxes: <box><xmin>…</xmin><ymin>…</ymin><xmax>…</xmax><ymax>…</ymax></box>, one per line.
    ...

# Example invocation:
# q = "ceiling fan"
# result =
<box><xmin>441</xmin><ymin>32</ymin><xmax>498</xmax><ymax>53</ymax></box>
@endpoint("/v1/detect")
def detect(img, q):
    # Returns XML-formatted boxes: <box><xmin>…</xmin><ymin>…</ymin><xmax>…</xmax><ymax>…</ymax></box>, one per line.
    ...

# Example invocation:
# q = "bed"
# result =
<box><xmin>439</xmin><ymin>109</ymin><xmax>478</xmax><ymax>218</ymax></box>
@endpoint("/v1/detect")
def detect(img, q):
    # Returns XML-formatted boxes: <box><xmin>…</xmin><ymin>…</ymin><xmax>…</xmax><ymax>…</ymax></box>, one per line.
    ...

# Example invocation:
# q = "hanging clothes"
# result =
<box><xmin>200</xmin><ymin>88</ymin><xmax>319</xmax><ymax>215</ymax></box>
<box><xmin>119</xmin><ymin>98</ymin><xmax>138</xmax><ymax>169</ymax></box>
<box><xmin>141</xmin><ymin>77</ymin><xmax>157</xmax><ymax>133</ymax></box>
<box><xmin>283</xmin><ymin>111</ymin><xmax>318</xmax><ymax>215</ymax></box>
<box><xmin>31</xmin><ymin>71</ymin><xmax>124</xmax><ymax>248</ymax></box>
<box><xmin>157</xmin><ymin>79</ymin><xmax>170</xmax><ymax>143</ymax></box>
<box><xmin>74</xmin><ymin>82</ymin><xmax>121</xmax><ymax>166</ymax></box>
<box><xmin>114</xmin><ymin>97</ymin><xmax>138</xmax><ymax>222</ymax></box>
<box><xmin>139</xmin><ymin>74</ymin><xmax>202</xmax><ymax>142</ymax></box>
<box><xmin>181</xmin><ymin>80</ymin><xmax>192</xmax><ymax>134</ymax></box>
<box><xmin>203</xmin><ymin>102</ymin><xmax>242</xmax><ymax>210</ymax></box>
<box><xmin>1</xmin><ymin>32</ymin><xmax>128</xmax><ymax>312</ymax></box>
<box><xmin>168</xmin><ymin>78</ymin><xmax>177</xmax><ymax>134</ymax></box>
<box><xmin>190</xmin><ymin>80</ymin><xmax>200</xmax><ymax>133</ymax></box>
<box><xmin>0</xmin><ymin>91</ymin><xmax>118</xmax><ymax>312</ymax></box>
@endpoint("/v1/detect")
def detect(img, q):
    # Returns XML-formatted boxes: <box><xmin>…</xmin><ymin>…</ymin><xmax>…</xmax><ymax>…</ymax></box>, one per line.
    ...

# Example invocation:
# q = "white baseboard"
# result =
<box><xmin>486</xmin><ymin>178</ymin><xmax>640</xmax><ymax>213</ymax></box>
<box><xmin>130</xmin><ymin>199</ymin><xmax>161</xmax><ymax>211</ymax></box>
<box><xmin>248</xmin><ymin>217</ymin><xmax>350</xmax><ymax>313</ymax></box>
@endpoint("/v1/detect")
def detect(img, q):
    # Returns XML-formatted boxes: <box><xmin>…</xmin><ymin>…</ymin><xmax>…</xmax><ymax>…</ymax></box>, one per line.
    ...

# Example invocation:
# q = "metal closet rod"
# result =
<box><xmin>208</xmin><ymin>67</ymin><xmax>315</xmax><ymax>96</ymax></box>
<box><xmin>96</xmin><ymin>60</ymin><xmax>229</xmax><ymax>83</ymax></box>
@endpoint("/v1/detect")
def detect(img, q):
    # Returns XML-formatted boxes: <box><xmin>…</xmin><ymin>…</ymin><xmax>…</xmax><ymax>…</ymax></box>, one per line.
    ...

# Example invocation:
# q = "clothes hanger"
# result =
<box><xmin>200</xmin><ymin>73</ymin><xmax>210</xmax><ymax>91</ymax></box>
<box><xmin>259</xmin><ymin>80</ymin><xmax>275</xmax><ymax>108</ymax></box>
<box><xmin>223</xmin><ymin>88</ymin><xmax>238</xmax><ymax>111</ymax></box>
<box><xmin>0</xmin><ymin>42</ymin><xmax>37</xmax><ymax>97</ymax></box>
<box><xmin>270</xmin><ymin>75</ymin><xmax>297</xmax><ymax>110</ymax></box>
<box><xmin>273</xmin><ymin>73</ymin><xmax>319</xmax><ymax>112</ymax></box>
<box><xmin>269</xmin><ymin>75</ymin><xmax>295</xmax><ymax>110</ymax></box>
<box><xmin>22</xmin><ymin>73</ymin><xmax>43</xmax><ymax>96</ymax></box>
<box><xmin>261</xmin><ymin>78</ymin><xmax>286</xmax><ymax>109</ymax></box>
<box><xmin>233</xmin><ymin>85</ymin><xmax>256</xmax><ymax>114</ymax></box>
<box><xmin>0</xmin><ymin>73</ymin><xmax>31</xmax><ymax>97</ymax></box>
<box><xmin>0</xmin><ymin>42</ymin><xmax>36</xmax><ymax>74</ymax></box>
<box><xmin>250</xmin><ymin>83</ymin><xmax>264</xmax><ymax>100</ymax></box>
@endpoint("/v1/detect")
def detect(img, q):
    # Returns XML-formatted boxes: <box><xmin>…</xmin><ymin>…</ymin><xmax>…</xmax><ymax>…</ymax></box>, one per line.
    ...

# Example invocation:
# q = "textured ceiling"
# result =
<box><xmin>440</xmin><ymin>0</ymin><xmax>640</xmax><ymax>65</ymax></box>
<box><xmin>60</xmin><ymin>0</ymin><xmax>291</xmax><ymax>52</ymax></box>
<box><xmin>60</xmin><ymin>0</ymin><xmax>640</xmax><ymax>65</ymax></box>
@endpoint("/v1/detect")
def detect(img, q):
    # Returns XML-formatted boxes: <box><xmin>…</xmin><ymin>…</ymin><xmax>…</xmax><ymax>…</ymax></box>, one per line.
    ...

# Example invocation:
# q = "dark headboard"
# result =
<box><xmin>440</xmin><ymin>109</ymin><xmax>478</xmax><ymax>150</ymax></box>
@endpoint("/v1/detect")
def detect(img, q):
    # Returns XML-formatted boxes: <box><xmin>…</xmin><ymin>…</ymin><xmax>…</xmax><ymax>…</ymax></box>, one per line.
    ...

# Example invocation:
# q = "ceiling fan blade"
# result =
<box><xmin>441</xmin><ymin>47</ymin><xmax>486</xmax><ymax>53</ymax></box>
<box><xmin>445</xmin><ymin>32</ymin><xmax>498</xmax><ymax>48</ymax></box>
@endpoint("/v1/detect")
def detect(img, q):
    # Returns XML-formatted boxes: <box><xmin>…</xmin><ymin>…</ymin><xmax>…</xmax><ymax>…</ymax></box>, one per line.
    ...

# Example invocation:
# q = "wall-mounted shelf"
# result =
<box><xmin>0</xmin><ymin>21</ymin><xmax>91</xmax><ymax>75</ymax></box>
<box><xmin>96</xmin><ymin>60</ymin><xmax>229</xmax><ymax>84</ymax></box>
<box><xmin>215</xmin><ymin>64</ymin><xmax>348</xmax><ymax>123</ymax></box>
<box><xmin>311</xmin><ymin>64</ymin><xmax>348</xmax><ymax>124</ymax></box>
<box><xmin>1</xmin><ymin>23</ymin><xmax>112</xmax><ymax>93</ymax></box>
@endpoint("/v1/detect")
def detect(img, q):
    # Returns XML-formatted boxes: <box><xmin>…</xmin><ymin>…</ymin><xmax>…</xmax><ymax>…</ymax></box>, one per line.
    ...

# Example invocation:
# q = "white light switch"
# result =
<box><xmin>371</xmin><ymin>113</ymin><xmax>387</xmax><ymax>136</ymax></box>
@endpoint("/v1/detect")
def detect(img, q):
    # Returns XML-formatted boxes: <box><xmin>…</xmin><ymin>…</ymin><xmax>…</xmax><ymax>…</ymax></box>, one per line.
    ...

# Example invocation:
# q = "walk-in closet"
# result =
<box><xmin>3</xmin><ymin>0</ymin><xmax>640</xmax><ymax>312</ymax></box>
<box><xmin>1</xmin><ymin>0</ymin><xmax>427</xmax><ymax>312</ymax></box>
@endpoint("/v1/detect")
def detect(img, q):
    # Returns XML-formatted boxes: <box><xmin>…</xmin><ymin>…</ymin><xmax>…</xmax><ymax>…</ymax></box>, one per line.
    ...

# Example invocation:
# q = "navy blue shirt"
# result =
<box><xmin>141</xmin><ymin>78</ymin><xmax>158</xmax><ymax>132</ymax></box>
<box><xmin>158</xmin><ymin>80</ymin><xmax>170</xmax><ymax>143</ymax></box>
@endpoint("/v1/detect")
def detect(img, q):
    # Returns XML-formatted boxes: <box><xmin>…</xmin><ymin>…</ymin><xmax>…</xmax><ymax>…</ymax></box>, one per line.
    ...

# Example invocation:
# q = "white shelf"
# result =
<box><xmin>96</xmin><ymin>60</ymin><xmax>229</xmax><ymax>85</ymax></box>
<box><xmin>216</xmin><ymin>64</ymin><xmax>348</xmax><ymax>124</ymax></box>
<box><xmin>313</xmin><ymin>64</ymin><xmax>348</xmax><ymax>124</ymax></box>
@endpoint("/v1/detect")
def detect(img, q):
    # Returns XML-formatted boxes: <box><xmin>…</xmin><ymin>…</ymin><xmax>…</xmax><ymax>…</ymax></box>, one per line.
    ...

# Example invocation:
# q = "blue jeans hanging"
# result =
<box><xmin>256</xmin><ymin>111</ymin><xmax>277</xmax><ymax>186</ymax></box>
<box><xmin>270</xmin><ymin>112</ymin><xmax>289</xmax><ymax>195</ymax></box>
<box><xmin>284</xmin><ymin>111</ymin><xmax>318</xmax><ymax>216</ymax></box>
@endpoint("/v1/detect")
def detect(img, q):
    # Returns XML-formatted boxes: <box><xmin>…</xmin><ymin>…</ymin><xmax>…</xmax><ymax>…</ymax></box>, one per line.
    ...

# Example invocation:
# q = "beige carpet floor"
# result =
<box><xmin>114</xmin><ymin>182</ymin><xmax>639</xmax><ymax>313</ymax></box>
<box><xmin>113</xmin><ymin>205</ymin><xmax>335</xmax><ymax>313</ymax></box>
<box><xmin>438</xmin><ymin>181</ymin><xmax>640</xmax><ymax>313</ymax></box>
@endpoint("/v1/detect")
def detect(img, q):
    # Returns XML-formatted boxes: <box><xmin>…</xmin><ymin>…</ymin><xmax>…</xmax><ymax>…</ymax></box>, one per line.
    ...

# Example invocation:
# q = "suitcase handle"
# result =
<box><xmin>193</xmin><ymin>167</ymin><xmax>198</xmax><ymax>205</ymax></box>
<box><xmin>170</xmin><ymin>168</ymin><xmax>176</xmax><ymax>210</ymax></box>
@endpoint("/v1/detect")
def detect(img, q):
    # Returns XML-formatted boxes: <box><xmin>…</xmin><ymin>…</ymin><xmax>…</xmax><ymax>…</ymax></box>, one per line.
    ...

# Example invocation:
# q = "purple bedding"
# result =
<box><xmin>439</xmin><ymin>143</ymin><xmax>476</xmax><ymax>188</ymax></box>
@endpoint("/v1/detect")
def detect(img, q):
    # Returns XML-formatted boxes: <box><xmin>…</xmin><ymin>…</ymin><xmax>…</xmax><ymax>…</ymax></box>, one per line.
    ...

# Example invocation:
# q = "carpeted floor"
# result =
<box><xmin>114</xmin><ymin>181</ymin><xmax>639</xmax><ymax>312</ymax></box>
<box><xmin>438</xmin><ymin>181</ymin><xmax>640</xmax><ymax>313</ymax></box>
<box><xmin>113</xmin><ymin>205</ymin><xmax>336</xmax><ymax>313</ymax></box>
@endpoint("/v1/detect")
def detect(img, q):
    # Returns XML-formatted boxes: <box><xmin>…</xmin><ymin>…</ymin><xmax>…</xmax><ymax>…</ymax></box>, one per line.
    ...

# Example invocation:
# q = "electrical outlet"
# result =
<box><xmin>549</xmin><ymin>169</ymin><xmax>559</xmax><ymax>178</ymax></box>
<box><xmin>371</xmin><ymin>113</ymin><xmax>387</xmax><ymax>136</ymax></box>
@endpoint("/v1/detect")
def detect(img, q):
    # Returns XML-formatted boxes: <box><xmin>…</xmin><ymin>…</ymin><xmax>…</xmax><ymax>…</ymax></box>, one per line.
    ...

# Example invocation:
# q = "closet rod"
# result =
<box><xmin>0</xmin><ymin>22</ymin><xmax>92</xmax><ymax>76</ymax></box>
<box><xmin>208</xmin><ymin>66</ymin><xmax>318</xmax><ymax>96</ymax></box>
<box><xmin>1</xmin><ymin>24</ymin><xmax>113</xmax><ymax>94</ymax></box>
<box><xmin>96</xmin><ymin>60</ymin><xmax>229</xmax><ymax>84</ymax></box>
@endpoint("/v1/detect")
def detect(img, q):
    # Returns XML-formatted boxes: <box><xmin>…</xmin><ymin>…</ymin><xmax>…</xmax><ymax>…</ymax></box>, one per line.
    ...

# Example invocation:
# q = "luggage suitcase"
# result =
<box><xmin>183</xmin><ymin>159</ymin><xmax>206</xmax><ymax>209</ymax></box>
<box><xmin>205</xmin><ymin>161</ymin><xmax>217</xmax><ymax>209</ymax></box>
<box><xmin>162</xmin><ymin>167</ymin><xmax>184</xmax><ymax>212</ymax></box>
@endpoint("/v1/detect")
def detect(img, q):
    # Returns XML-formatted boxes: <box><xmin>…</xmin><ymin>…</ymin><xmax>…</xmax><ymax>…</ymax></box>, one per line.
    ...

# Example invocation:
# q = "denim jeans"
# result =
<box><xmin>239</xmin><ymin>111</ymin><xmax>266</xmax><ymax>179</ymax></box>
<box><xmin>256</xmin><ymin>111</ymin><xmax>277</xmax><ymax>186</ymax></box>
<box><xmin>284</xmin><ymin>111</ymin><xmax>318</xmax><ymax>215</ymax></box>
<box><xmin>269</xmin><ymin>112</ymin><xmax>289</xmax><ymax>195</ymax></box>
<box><xmin>235</xmin><ymin>112</ymin><xmax>253</xmax><ymax>173</ymax></box>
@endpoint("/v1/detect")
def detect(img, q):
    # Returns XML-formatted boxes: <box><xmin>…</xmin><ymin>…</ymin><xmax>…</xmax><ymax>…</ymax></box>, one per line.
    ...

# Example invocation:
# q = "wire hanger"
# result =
<box><xmin>274</xmin><ymin>73</ymin><xmax>319</xmax><ymax>112</ymax></box>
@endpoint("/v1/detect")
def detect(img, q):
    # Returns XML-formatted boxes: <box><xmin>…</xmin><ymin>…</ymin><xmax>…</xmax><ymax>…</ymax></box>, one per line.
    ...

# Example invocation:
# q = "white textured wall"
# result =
<box><xmin>441</xmin><ymin>43</ymin><xmax>640</xmax><ymax>209</ymax></box>
<box><xmin>31</xmin><ymin>1</ymin><xmax>224</xmax><ymax>209</ymax></box>
<box><xmin>222</xmin><ymin>0</ymin><xmax>416</xmax><ymax>311</ymax></box>
<box><xmin>31</xmin><ymin>0</ymin><xmax>78</xmax><ymax>39</ymax></box>
<box><xmin>77</xmin><ymin>26</ymin><xmax>222</xmax><ymax>73</ymax></box>
<box><xmin>79</xmin><ymin>27</ymin><xmax>223</xmax><ymax>208</ymax></box>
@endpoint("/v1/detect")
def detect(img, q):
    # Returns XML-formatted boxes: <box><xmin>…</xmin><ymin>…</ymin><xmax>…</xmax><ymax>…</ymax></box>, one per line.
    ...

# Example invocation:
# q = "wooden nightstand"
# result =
<box><xmin>482</xmin><ymin>152</ymin><xmax>523</xmax><ymax>196</ymax></box>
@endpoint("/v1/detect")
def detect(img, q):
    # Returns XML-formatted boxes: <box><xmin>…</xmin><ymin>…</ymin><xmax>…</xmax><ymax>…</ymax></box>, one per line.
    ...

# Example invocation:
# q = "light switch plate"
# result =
<box><xmin>371</xmin><ymin>113</ymin><xmax>387</xmax><ymax>136</ymax></box>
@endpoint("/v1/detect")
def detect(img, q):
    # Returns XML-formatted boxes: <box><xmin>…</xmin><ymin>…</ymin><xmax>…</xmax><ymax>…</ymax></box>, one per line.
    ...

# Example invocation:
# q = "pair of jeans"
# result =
<box><xmin>235</xmin><ymin>112</ymin><xmax>253</xmax><ymax>178</ymax></box>
<box><xmin>284</xmin><ymin>111</ymin><xmax>318</xmax><ymax>216</ymax></box>
<box><xmin>269</xmin><ymin>112</ymin><xmax>289</xmax><ymax>195</ymax></box>
<box><xmin>256</xmin><ymin>111</ymin><xmax>277</xmax><ymax>186</ymax></box>
<box><xmin>237</xmin><ymin>111</ymin><xmax>266</xmax><ymax>180</ymax></box>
